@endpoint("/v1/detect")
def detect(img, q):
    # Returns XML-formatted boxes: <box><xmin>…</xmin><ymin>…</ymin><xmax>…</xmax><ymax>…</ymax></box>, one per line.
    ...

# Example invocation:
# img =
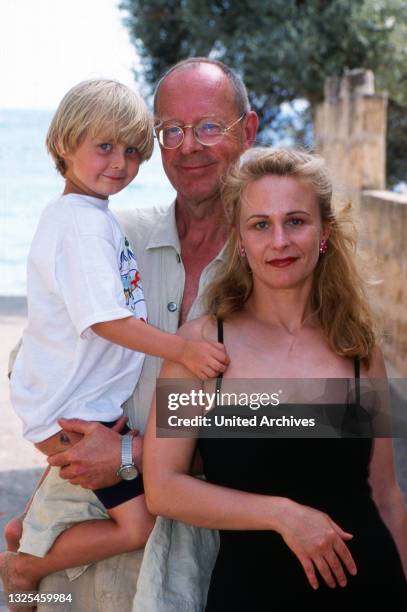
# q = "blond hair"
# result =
<box><xmin>47</xmin><ymin>79</ymin><xmax>153</xmax><ymax>175</ymax></box>
<box><xmin>205</xmin><ymin>147</ymin><xmax>376</xmax><ymax>364</ymax></box>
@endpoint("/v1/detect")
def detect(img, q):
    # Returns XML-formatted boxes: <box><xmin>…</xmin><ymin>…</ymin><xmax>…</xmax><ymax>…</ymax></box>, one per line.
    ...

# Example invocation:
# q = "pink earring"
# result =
<box><xmin>319</xmin><ymin>239</ymin><xmax>328</xmax><ymax>255</ymax></box>
<box><xmin>240</xmin><ymin>246</ymin><xmax>246</xmax><ymax>257</ymax></box>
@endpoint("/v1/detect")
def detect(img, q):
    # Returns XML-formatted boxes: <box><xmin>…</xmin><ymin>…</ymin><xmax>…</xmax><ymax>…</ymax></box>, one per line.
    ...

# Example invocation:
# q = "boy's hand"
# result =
<box><xmin>181</xmin><ymin>340</ymin><xmax>229</xmax><ymax>379</ymax></box>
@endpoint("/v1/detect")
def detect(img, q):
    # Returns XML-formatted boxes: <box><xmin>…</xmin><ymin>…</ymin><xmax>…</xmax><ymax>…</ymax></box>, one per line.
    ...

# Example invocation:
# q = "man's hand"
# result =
<box><xmin>47</xmin><ymin>416</ymin><xmax>142</xmax><ymax>489</ymax></box>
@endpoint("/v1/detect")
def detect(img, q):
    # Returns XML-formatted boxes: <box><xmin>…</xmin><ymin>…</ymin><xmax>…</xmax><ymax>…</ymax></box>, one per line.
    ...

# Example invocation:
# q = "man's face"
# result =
<box><xmin>155</xmin><ymin>65</ymin><xmax>254</xmax><ymax>206</ymax></box>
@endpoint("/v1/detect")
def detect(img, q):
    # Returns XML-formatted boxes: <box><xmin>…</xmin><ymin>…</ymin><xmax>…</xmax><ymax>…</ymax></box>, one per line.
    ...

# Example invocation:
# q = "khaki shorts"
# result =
<box><xmin>19</xmin><ymin>467</ymin><xmax>109</xmax><ymax>580</ymax></box>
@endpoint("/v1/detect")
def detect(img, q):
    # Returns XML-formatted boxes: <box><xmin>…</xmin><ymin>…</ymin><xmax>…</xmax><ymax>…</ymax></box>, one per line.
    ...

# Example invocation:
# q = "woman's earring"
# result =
<box><xmin>319</xmin><ymin>239</ymin><xmax>328</xmax><ymax>255</ymax></box>
<box><xmin>240</xmin><ymin>246</ymin><xmax>246</xmax><ymax>257</ymax></box>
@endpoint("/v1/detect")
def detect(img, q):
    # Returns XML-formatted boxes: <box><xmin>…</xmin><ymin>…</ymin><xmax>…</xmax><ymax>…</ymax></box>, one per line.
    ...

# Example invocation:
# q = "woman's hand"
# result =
<box><xmin>278</xmin><ymin>500</ymin><xmax>357</xmax><ymax>590</ymax></box>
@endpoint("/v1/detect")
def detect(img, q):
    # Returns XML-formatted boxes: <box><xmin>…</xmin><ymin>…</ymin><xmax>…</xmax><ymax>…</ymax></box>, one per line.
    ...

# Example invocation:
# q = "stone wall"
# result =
<box><xmin>314</xmin><ymin>70</ymin><xmax>406</xmax><ymax>374</ymax></box>
<box><xmin>361</xmin><ymin>190</ymin><xmax>407</xmax><ymax>376</ymax></box>
<box><xmin>314</xmin><ymin>70</ymin><xmax>387</xmax><ymax>206</ymax></box>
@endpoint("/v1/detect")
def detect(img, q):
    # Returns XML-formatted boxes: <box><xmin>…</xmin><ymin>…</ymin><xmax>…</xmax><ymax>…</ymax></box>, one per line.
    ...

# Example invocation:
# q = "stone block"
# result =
<box><xmin>361</xmin><ymin>191</ymin><xmax>407</xmax><ymax>375</ymax></box>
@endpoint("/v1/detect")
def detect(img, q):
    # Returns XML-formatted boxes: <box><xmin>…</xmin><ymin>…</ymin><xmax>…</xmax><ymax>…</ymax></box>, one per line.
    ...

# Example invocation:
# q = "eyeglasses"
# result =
<box><xmin>155</xmin><ymin>113</ymin><xmax>246</xmax><ymax>149</ymax></box>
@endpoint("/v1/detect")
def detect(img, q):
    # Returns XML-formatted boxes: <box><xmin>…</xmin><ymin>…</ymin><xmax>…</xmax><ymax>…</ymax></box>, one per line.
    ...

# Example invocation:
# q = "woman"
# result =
<box><xmin>144</xmin><ymin>148</ymin><xmax>407</xmax><ymax>609</ymax></box>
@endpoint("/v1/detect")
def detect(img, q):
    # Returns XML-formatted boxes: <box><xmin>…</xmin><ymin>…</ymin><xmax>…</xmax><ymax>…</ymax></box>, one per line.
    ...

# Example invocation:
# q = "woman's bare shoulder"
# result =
<box><xmin>158</xmin><ymin>316</ymin><xmax>218</xmax><ymax>380</ymax></box>
<box><xmin>177</xmin><ymin>315</ymin><xmax>217</xmax><ymax>342</ymax></box>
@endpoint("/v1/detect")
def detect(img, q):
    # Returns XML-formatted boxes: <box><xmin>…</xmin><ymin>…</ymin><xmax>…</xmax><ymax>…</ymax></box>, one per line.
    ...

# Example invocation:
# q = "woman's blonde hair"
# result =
<box><xmin>46</xmin><ymin>79</ymin><xmax>154</xmax><ymax>175</ymax></box>
<box><xmin>205</xmin><ymin>147</ymin><xmax>376</xmax><ymax>364</ymax></box>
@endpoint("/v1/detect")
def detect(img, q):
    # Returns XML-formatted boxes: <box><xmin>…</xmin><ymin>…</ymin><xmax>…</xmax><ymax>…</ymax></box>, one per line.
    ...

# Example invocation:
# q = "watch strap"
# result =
<box><xmin>121</xmin><ymin>433</ymin><xmax>133</xmax><ymax>466</ymax></box>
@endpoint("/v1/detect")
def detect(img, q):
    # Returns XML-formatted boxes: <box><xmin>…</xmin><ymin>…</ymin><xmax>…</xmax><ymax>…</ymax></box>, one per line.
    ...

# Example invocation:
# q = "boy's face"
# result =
<box><xmin>61</xmin><ymin>132</ymin><xmax>141</xmax><ymax>199</ymax></box>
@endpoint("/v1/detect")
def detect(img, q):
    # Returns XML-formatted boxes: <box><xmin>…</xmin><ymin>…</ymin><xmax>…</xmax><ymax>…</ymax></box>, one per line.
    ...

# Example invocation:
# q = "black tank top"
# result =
<box><xmin>198</xmin><ymin>319</ymin><xmax>407</xmax><ymax>610</ymax></box>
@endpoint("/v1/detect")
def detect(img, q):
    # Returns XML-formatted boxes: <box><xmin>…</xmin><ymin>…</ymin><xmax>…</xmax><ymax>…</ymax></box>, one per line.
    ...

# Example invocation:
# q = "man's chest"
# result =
<box><xmin>180</xmin><ymin>248</ymin><xmax>218</xmax><ymax>324</ymax></box>
<box><xmin>180</xmin><ymin>272</ymin><xmax>200</xmax><ymax>325</ymax></box>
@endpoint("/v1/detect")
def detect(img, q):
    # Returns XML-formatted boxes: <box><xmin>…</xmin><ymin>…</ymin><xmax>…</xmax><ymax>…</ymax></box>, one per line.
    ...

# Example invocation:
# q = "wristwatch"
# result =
<box><xmin>117</xmin><ymin>434</ymin><xmax>139</xmax><ymax>481</ymax></box>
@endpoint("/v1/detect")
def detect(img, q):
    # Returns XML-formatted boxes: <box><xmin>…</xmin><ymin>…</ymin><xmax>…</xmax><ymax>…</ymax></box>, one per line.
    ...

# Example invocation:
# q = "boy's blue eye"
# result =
<box><xmin>126</xmin><ymin>146</ymin><xmax>139</xmax><ymax>156</ymax></box>
<box><xmin>99</xmin><ymin>143</ymin><xmax>112</xmax><ymax>152</ymax></box>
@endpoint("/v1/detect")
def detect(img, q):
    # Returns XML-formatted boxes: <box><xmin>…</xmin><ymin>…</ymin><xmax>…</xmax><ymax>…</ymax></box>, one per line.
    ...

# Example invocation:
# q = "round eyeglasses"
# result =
<box><xmin>155</xmin><ymin>113</ymin><xmax>246</xmax><ymax>149</ymax></box>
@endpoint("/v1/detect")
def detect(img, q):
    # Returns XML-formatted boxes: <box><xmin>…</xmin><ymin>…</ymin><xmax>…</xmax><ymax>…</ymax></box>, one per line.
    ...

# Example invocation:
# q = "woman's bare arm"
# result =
<box><xmin>367</xmin><ymin>346</ymin><xmax>407</xmax><ymax>577</ymax></box>
<box><xmin>369</xmin><ymin>439</ymin><xmax>407</xmax><ymax>577</ymax></box>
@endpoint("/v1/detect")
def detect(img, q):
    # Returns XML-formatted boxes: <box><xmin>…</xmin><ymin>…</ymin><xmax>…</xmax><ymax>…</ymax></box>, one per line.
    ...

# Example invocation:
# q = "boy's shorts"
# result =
<box><xmin>18</xmin><ymin>422</ymin><xmax>144</xmax><ymax>580</ymax></box>
<box><xmin>94</xmin><ymin>472</ymin><xmax>144</xmax><ymax>509</ymax></box>
<box><xmin>19</xmin><ymin>466</ymin><xmax>109</xmax><ymax>580</ymax></box>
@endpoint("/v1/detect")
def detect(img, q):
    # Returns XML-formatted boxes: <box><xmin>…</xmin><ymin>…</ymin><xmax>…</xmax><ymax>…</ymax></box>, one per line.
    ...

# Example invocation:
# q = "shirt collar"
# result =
<box><xmin>62</xmin><ymin>193</ymin><xmax>109</xmax><ymax>210</ymax></box>
<box><xmin>214</xmin><ymin>239</ymin><xmax>228</xmax><ymax>263</ymax></box>
<box><xmin>145</xmin><ymin>200</ymin><xmax>181</xmax><ymax>252</ymax></box>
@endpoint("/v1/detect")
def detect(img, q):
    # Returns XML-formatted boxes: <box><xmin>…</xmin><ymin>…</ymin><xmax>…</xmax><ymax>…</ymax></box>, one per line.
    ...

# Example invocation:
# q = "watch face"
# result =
<box><xmin>120</xmin><ymin>465</ymin><xmax>138</xmax><ymax>481</ymax></box>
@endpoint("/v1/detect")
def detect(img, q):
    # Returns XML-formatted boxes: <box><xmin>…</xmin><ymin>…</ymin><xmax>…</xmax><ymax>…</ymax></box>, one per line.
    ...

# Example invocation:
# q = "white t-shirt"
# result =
<box><xmin>10</xmin><ymin>194</ymin><xmax>147</xmax><ymax>443</ymax></box>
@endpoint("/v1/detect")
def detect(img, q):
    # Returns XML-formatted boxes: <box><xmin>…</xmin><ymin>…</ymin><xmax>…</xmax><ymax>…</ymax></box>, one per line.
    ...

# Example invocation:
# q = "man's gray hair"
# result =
<box><xmin>153</xmin><ymin>57</ymin><xmax>250</xmax><ymax>117</ymax></box>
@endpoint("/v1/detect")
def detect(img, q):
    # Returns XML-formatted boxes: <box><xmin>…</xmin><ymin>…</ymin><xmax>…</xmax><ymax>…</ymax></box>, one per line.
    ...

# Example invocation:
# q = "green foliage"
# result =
<box><xmin>120</xmin><ymin>0</ymin><xmax>407</xmax><ymax>185</ymax></box>
<box><xmin>387</xmin><ymin>100</ymin><xmax>407</xmax><ymax>187</ymax></box>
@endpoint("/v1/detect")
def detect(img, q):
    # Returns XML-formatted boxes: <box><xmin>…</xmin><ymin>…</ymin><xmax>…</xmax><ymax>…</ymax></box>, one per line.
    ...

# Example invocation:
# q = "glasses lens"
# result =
<box><xmin>195</xmin><ymin>121</ymin><xmax>223</xmax><ymax>145</ymax></box>
<box><xmin>159</xmin><ymin>126</ymin><xmax>184</xmax><ymax>149</ymax></box>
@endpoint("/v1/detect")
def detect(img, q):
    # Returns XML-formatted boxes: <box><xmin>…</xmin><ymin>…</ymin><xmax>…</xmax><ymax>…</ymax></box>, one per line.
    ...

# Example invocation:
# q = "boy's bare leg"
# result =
<box><xmin>3</xmin><ymin>427</ymin><xmax>84</xmax><ymax>554</ymax></box>
<box><xmin>0</xmin><ymin>495</ymin><xmax>154</xmax><ymax>605</ymax></box>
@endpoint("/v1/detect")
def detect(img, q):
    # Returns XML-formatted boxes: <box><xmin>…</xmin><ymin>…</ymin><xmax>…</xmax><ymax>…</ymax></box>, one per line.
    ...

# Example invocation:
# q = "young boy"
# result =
<box><xmin>2</xmin><ymin>79</ymin><xmax>228</xmax><ymax>598</ymax></box>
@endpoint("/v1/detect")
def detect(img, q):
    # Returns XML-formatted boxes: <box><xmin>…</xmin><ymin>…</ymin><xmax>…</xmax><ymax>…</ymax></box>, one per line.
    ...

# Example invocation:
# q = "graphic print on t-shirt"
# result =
<box><xmin>120</xmin><ymin>237</ymin><xmax>145</xmax><ymax>314</ymax></box>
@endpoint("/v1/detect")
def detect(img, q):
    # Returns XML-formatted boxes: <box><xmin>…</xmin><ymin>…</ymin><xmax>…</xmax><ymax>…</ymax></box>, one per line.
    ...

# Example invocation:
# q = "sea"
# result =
<box><xmin>0</xmin><ymin>109</ymin><xmax>175</xmax><ymax>296</ymax></box>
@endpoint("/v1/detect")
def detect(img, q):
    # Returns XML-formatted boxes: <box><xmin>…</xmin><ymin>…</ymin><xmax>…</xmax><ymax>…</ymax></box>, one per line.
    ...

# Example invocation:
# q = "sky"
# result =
<box><xmin>1</xmin><ymin>0</ymin><xmax>142</xmax><ymax>109</ymax></box>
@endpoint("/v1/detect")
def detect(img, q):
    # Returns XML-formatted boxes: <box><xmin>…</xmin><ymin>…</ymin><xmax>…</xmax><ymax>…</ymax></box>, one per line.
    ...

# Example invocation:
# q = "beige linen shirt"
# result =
<box><xmin>32</xmin><ymin>202</ymin><xmax>225</xmax><ymax>612</ymax></box>
<box><xmin>118</xmin><ymin>201</ymin><xmax>226</xmax><ymax>431</ymax></box>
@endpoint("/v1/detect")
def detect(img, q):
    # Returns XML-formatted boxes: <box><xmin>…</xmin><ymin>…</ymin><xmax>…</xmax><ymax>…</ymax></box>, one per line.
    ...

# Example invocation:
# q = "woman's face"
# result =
<box><xmin>239</xmin><ymin>174</ymin><xmax>330</xmax><ymax>292</ymax></box>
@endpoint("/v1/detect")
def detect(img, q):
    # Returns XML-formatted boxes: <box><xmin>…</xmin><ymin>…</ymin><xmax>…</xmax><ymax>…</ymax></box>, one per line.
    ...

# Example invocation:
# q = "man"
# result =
<box><xmin>4</xmin><ymin>58</ymin><xmax>258</xmax><ymax>611</ymax></box>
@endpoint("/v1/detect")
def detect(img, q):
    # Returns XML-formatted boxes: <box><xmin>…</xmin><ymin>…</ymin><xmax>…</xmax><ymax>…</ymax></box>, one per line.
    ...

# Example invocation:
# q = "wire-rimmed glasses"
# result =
<box><xmin>155</xmin><ymin>113</ymin><xmax>246</xmax><ymax>149</ymax></box>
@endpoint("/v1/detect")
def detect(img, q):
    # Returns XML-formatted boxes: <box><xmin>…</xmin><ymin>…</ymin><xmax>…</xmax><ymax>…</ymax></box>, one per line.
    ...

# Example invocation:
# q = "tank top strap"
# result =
<box><xmin>354</xmin><ymin>356</ymin><xmax>361</xmax><ymax>408</ymax></box>
<box><xmin>215</xmin><ymin>319</ymin><xmax>224</xmax><ymax>406</ymax></box>
<box><xmin>217</xmin><ymin>317</ymin><xmax>224</xmax><ymax>344</ymax></box>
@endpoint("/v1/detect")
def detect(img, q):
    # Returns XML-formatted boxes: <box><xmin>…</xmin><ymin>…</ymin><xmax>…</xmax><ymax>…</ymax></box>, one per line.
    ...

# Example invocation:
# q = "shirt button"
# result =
<box><xmin>167</xmin><ymin>301</ymin><xmax>178</xmax><ymax>312</ymax></box>
<box><xmin>176</xmin><ymin>253</ymin><xmax>181</xmax><ymax>263</ymax></box>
